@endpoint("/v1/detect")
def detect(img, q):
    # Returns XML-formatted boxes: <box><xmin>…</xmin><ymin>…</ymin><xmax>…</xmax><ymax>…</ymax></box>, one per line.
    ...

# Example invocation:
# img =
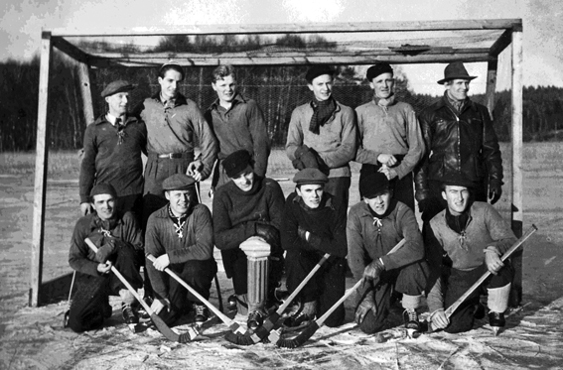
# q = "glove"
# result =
<box><xmin>363</xmin><ymin>259</ymin><xmax>385</xmax><ymax>280</ymax></box>
<box><xmin>297</xmin><ymin>226</ymin><xmax>309</xmax><ymax>242</ymax></box>
<box><xmin>417</xmin><ymin>198</ymin><xmax>432</xmax><ymax>214</ymax></box>
<box><xmin>291</xmin><ymin>158</ymin><xmax>306</xmax><ymax>170</ymax></box>
<box><xmin>294</xmin><ymin>145</ymin><xmax>321</xmax><ymax>169</ymax></box>
<box><xmin>255</xmin><ymin>223</ymin><xmax>280</xmax><ymax>249</ymax></box>
<box><xmin>488</xmin><ymin>183</ymin><xmax>502</xmax><ymax>204</ymax></box>
<box><xmin>355</xmin><ymin>294</ymin><xmax>376</xmax><ymax>325</ymax></box>
<box><xmin>95</xmin><ymin>242</ymin><xmax>116</xmax><ymax>263</ymax></box>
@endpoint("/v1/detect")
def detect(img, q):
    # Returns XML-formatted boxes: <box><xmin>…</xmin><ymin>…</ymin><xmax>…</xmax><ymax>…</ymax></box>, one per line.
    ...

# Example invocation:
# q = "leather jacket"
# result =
<box><xmin>415</xmin><ymin>94</ymin><xmax>503</xmax><ymax>201</ymax></box>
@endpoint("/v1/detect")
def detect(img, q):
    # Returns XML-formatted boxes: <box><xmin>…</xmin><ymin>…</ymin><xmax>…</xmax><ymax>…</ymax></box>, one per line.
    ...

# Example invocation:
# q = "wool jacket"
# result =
<box><xmin>286</xmin><ymin>100</ymin><xmax>357</xmax><ymax>178</ymax></box>
<box><xmin>346</xmin><ymin>200</ymin><xmax>424</xmax><ymax>281</ymax></box>
<box><xmin>79</xmin><ymin>114</ymin><xmax>147</xmax><ymax>203</ymax></box>
<box><xmin>355</xmin><ymin>96</ymin><xmax>425</xmax><ymax>180</ymax></box>
<box><xmin>205</xmin><ymin>94</ymin><xmax>270</xmax><ymax>177</ymax></box>
<box><xmin>69</xmin><ymin>211</ymin><xmax>143</xmax><ymax>277</ymax></box>
<box><xmin>415</xmin><ymin>94</ymin><xmax>502</xmax><ymax>202</ymax></box>
<box><xmin>145</xmin><ymin>204</ymin><xmax>215</xmax><ymax>299</ymax></box>
<box><xmin>213</xmin><ymin>176</ymin><xmax>285</xmax><ymax>277</ymax></box>
<box><xmin>281</xmin><ymin>192</ymin><xmax>347</xmax><ymax>258</ymax></box>
<box><xmin>426</xmin><ymin>201</ymin><xmax>517</xmax><ymax>312</ymax></box>
<box><xmin>135</xmin><ymin>93</ymin><xmax>218</xmax><ymax>180</ymax></box>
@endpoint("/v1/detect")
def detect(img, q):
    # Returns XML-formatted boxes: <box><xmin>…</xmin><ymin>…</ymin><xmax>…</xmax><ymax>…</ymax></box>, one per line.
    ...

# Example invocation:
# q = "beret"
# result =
<box><xmin>100</xmin><ymin>80</ymin><xmax>134</xmax><ymax>98</ymax></box>
<box><xmin>293</xmin><ymin>168</ymin><xmax>328</xmax><ymax>185</ymax></box>
<box><xmin>360</xmin><ymin>171</ymin><xmax>390</xmax><ymax>199</ymax></box>
<box><xmin>162</xmin><ymin>173</ymin><xmax>196</xmax><ymax>191</ymax></box>
<box><xmin>366</xmin><ymin>62</ymin><xmax>393</xmax><ymax>81</ymax></box>
<box><xmin>223</xmin><ymin>150</ymin><xmax>252</xmax><ymax>178</ymax></box>
<box><xmin>90</xmin><ymin>183</ymin><xmax>118</xmax><ymax>199</ymax></box>
<box><xmin>305</xmin><ymin>65</ymin><xmax>334</xmax><ymax>83</ymax></box>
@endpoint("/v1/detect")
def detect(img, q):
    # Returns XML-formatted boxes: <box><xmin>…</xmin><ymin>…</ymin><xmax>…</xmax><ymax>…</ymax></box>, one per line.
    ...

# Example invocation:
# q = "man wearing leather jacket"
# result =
<box><xmin>415</xmin><ymin>62</ymin><xmax>503</xmax><ymax>225</ymax></box>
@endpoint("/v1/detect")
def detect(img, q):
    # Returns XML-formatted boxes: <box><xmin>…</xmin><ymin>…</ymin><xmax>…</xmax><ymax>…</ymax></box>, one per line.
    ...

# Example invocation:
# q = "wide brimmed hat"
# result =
<box><xmin>437</xmin><ymin>62</ymin><xmax>477</xmax><ymax>85</ymax></box>
<box><xmin>440</xmin><ymin>173</ymin><xmax>476</xmax><ymax>189</ymax></box>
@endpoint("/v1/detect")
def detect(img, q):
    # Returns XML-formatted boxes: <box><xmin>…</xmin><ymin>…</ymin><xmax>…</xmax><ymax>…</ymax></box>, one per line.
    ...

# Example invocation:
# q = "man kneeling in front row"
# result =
<box><xmin>68</xmin><ymin>184</ymin><xmax>144</xmax><ymax>332</ymax></box>
<box><xmin>145</xmin><ymin>174</ymin><xmax>217</xmax><ymax>326</ymax></box>
<box><xmin>427</xmin><ymin>175</ymin><xmax>516</xmax><ymax>333</ymax></box>
<box><xmin>347</xmin><ymin>172</ymin><xmax>428</xmax><ymax>334</ymax></box>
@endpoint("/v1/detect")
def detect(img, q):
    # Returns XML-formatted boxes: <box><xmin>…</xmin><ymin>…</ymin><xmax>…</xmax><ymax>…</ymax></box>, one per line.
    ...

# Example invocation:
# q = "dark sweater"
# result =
<box><xmin>281</xmin><ymin>192</ymin><xmax>347</xmax><ymax>258</ymax></box>
<box><xmin>213</xmin><ymin>176</ymin><xmax>285</xmax><ymax>276</ymax></box>
<box><xmin>79</xmin><ymin>114</ymin><xmax>147</xmax><ymax>203</ymax></box>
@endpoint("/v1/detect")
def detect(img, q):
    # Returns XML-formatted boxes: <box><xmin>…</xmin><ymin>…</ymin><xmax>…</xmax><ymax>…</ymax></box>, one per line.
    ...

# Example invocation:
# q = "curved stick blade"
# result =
<box><xmin>276</xmin><ymin>322</ymin><xmax>320</xmax><ymax>349</ymax></box>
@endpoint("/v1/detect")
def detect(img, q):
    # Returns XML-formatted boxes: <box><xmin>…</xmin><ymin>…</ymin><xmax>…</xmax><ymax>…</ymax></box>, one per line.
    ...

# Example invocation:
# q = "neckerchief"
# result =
<box><xmin>115</xmin><ymin>117</ymin><xmax>126</xmax><ymax>145</ymax></box>
<box><xmin>367</xmin><ymin>199</ymin><xmax>397</xmax><ymax>250</ymax></box>
<box><xmin>445</xmin><ymin>91</ymin><xmax>467</xmax><ymax>114</ymax></box>
<box><xmin>309</xmin><ymin>97</ymin><xmax>336</xmax><ymax>135</ymax></box>
<box><xmin>93</xmin><ymin>216</ymin><xmax>118</xmax><ymax>238</ymax></box>
<box><xmin>445</xmin><ymin>206</ymin><xmax>472</xmax><ymax>250</ymax></box>
<box><xmin>168</xmin><ymin>205</ymin><xmax>188</xmax><ymax>239</ymax></box>
<box><xmin>374</xmin><ymin>94</ymin><xmax>395</xmax><ymax>110</ymax></box>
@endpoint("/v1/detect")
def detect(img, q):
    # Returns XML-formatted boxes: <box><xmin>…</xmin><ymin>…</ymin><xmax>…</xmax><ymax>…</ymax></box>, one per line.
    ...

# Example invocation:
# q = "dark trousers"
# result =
<box><xmin>68</xmin><ymin>244</ymin><xmax>142</xmax><ymax>333</ymax></box>
<box><xmin>360</xmin><ymin>164</ymin><xmax>415</xmax><ymax>211</ymax></box>
<box><xmin>324</xmin><ymin>176</ymin><xmax>351</xmax><ymax>218</ymax></box>
<box><xmin>285</xmin><ymin>250</ymin><xmax>346</xmax><ymax>327</ymax></box>
<box><xmin>358</xmin><ymin>261</ymin><xmax>429</xmax><ymax>334</ymax></box>
<box><xmin>226</xmin><ymin>248</ymin><xmax>284</xmax><ymax>306</ymax></box>
<box><xmin>157</xmin><ymin>258</ymin><xmax>217</xmax><ymax>325</ymax></box>
<box><xmin>442</xmin><ymin>263</ymin><xmax>513</xmax><ymax>333</ymax></box>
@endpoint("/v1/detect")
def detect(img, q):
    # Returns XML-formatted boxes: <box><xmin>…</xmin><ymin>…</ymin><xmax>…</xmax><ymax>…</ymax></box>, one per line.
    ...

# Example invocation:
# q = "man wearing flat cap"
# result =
<box><xmin>144</xmin><ymin>173</ymin><xmax>217</xmax><ymax>325</ymax></box>
<box><xmin>68</xmin><ymin>183</ymin><xmax>144</xmax><ymax>332</ymax></box>
<box><xmin>355</xmin><ymin>62</ymin><xmax>425</xmax><ymax>211</ymax></box>
<box><xmin>286</xmin><ymin>65</ymin><xmax>358</xmax><ymax>217</ymax></box>
<box><xmin>347</xmin><ymin>172</ymin><xmax>428</xmax><ymax>334</ymax></box>
<box><xmin>205</xmin><ymin>65</ymin><xmax>271</xmax><ymax>191</ymax></box>
<box><xmin>213</xmin><ymin>150</ymin><xmax>285</xmax><ymax>329</ymax></box>
<box><xmin>134</xmin><ymin>62</ymin><xmax>218</xmax><ymax>227</ymax></box>
<box><xmin>426</xmin><ymin>174</ymin><xmax>516</xmax><ymax>333</ymax></box>
<box><xmin>280</xmin><ymin>168</ymin><xmax>348</xmax><ymax>328</ymax></box>
<box><xmin>79</xmin><ymin>80</ymin><xmax>147</xmax><ymax>218</ymax></box>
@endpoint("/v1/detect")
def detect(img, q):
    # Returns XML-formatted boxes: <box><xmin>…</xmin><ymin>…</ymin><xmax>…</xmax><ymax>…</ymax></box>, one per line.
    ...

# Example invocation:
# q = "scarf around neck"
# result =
<box><xmin>309</xmin><ymin>97</ymin><xmax>336</xmax><ymax>134</ymax></box>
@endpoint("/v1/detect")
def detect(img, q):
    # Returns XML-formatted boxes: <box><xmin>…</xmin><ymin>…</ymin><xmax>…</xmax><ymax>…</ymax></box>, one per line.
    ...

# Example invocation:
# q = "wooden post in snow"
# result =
<box><xmin>30</xmin><ymin>31</ymin><xmax>52</xmax><ymax>307</ymax></box>
<box><xmin>485</xmin><ymin>59</ymin><xmax>498</xmax><ymax>119</ymax></box>
<box><xmin>510</xmin><ymin>26</ymin><xmax>524</xmax><ymax>306</ymax></box>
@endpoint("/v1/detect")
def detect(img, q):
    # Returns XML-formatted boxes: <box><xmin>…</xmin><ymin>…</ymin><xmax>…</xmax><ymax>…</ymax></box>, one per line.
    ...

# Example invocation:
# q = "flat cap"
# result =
<box><xmin>293</xmin><ymin>168</ymin><xmax>328</xmax><ymax>185</ymax></box>
<box><xmin>359</xmin><ymin>171</ymin><xmax>389</xmax><ymax>199</ymax></box>
<box><xmin>223</xmin><ymin>150</ymin><xmax>252</xmax><ymax>178</ymax></box>
<box><xmin>366</xmin><ymin>62</ymin><xmax>393</xmax><ymax>81</ymax></box>
<box><xmin>162</xmin><ymin>173</ymin><xmax>196</xmax><ymax>191</ymax></box>
<box><xmin>305</xmin><ymin>65</ymin><xmax>334</xmax><ymax>83</ymax></box>
<box><xmin>90</xmin><ymin>183</ymin><xmax>118</xmax><ymax>199</ymax></box>
<box><xmin>100</xmin><ymin>80</ymin><xmax>134</xmax><ymax>98</ymax></box>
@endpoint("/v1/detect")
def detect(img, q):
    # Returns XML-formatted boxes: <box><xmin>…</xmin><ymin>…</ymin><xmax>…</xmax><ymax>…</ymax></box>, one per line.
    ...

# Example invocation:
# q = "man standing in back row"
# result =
<box><xmin>134</xmin><ymin>62</ymin><xmax>218</xmax><ymax>226</ymax></box>
<box><xmin>205</xmin><ymin>65</ymin><xmax>270</xmax><ymax>190</ymax></box>
<box><xmin>286</xmin><ymin>65</ymin><xmax>357</xmax><ymax>217</ymax></box>
<box><xmin>355</xmin><ymin>63</ymin><xmax>424</xmax><ymax>211</ymax></box>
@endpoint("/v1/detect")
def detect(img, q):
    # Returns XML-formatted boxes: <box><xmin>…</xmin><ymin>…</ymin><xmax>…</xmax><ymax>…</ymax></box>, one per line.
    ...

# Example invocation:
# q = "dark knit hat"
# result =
<box><xmin>359</xmin><ymin>172</ymin><xmax>390</xmax><ymax>199</ymax></box>
<box><xmin>437</xmin><ymin>62</ymin><xmax>477</xmax><ymax>85</ymax></box>
<box><xmin>100</xmin><ymin>80</ymin><xmax>134</xmax><ymax>98</ymax></box>
<box><xmin>293</xmin><ymin>168</ymin><xmax>328</xmax><ymax>185</ymax></box>
<box><xmin>162</xmin><ymin>174</ymin><xmax>196</xmax><ymax>191</ymax></box>
<box><xmin>90</xmin><ymin>183</ymin><xmax>118</xmax><ymax>199</ymax></box>
<box><xmin>366</xmin><ymin>62</ymin><xmax>393</xmax><ymax>81</ymax></box>
<box><xmin>439</xmin><ymin>173</ymin><xmax>475</xmax><ymax>189</ymax></box>
<box><xmin>305</xmin><ymin>65</ymin><xmax>334</xmax><ymax>83</ymax></box>
<box><xmin>223</xmin><ymin>150</ymin><xmax>252</xmax><ymax>178</ymax></box>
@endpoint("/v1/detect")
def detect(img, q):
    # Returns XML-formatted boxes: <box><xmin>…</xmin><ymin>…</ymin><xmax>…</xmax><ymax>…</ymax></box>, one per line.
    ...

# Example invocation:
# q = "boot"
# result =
<box><xmin>193</xmin><ymin>303</ymin><xmax>209</xmax><ymax>325</ymax></box>
<box><xmin>488</xmin><ymin>311</ymin><xmax>505</xmax><ymax>327</ymax></box>
<box><xmin>247</xmin><ymin>309</ymin><xmax>265</xmax><ymax>330</ymax></box>
<box><xmin>121</xmin><ymin>302</ymin><xmax>139</xmax><ymax>325</ymax></box>
<box><xmin>403</xmin><ymin>309</ymin><xmax>420</xmax><ymax>331</ymax></box>
<box><xmin>285</xmin><ymin>300</ymin><xmax>316</xmax><ymax>328</ymax></box>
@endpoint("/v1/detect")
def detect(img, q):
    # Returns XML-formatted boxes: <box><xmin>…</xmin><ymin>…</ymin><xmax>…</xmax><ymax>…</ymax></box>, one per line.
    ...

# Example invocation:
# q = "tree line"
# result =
<box><xmin>1</xmin><ymin>34</ymin><xmax>562</xmax><ymax>152</ymax></box>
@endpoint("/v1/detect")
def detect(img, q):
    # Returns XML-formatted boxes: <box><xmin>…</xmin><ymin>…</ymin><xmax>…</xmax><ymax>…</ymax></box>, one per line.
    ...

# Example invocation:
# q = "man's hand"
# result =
<box><xmin>485</xmin><ymin>248</ymin><xmax>504</xmax><ymax>275</ymax></box>
<box><xmin>355</xmin><ymin>294</ymin><xmax>376</xmax><ymax>324</ymax></box>
<box><xmin>430</xmin><ymin>308</ymin><xmax>449</xmax><ymax>330</ymax></box>
<box><xmin>152</xmin><ymin>254</ymin><xmax>171</xmax><ymax>271</ymax></box>
<box><xmin>80</xmin><ymin>202</ymin><xmax>93</xmax><ymax>216</ymax></box>
<box><xmin>378</xmin><ymin>165</ymin><xmax>398</xmax><ymax>180</ymax></box>
<box><xmin>255</xmin><ymin>223</ymin><xmax>280</xmax><ymax>248</ymax></box>
<box><xmin>97</xmin><ymin>261</ymin><xmax>112</xmax><ymax>274</ymax></box>
<box><xmin>377</xmin><ymin>154</ymin><xmax>397</xmax><ymax>167</ymax></box>
<box><xmin>186</xmin><ymin>160</ymin><xmax>203</xmax><ymax>181</ymax></box>
<box><xmin>363</xmin><ymin>259</ymin><xmax>385</xmax><ymax>280</ymax></box>
<box><xmin>488</xmin><ymin>184</ymin><xmax>502</xmax><ymax>205</ymax></box>
<box><xmin>150</xmin><ymin>298</ymin><xmax>170</xmax><ymax>315</ymax></box>
<box><xmin>297</xmin><ymin>226</ymin><xmax>310</xmax><ymax>242</ymax></box>
<box><xmin>95</xmin><ymin>243</ymin><xmax>116</xmax><ymax>263</ymax></box>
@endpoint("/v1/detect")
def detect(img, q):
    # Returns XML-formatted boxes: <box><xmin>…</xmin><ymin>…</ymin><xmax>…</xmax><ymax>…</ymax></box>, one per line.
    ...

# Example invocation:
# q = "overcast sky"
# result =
<box><xmin>1</xmin><ymin>0</ymin><xmax>561</xmax><ymax>95</ymax></box>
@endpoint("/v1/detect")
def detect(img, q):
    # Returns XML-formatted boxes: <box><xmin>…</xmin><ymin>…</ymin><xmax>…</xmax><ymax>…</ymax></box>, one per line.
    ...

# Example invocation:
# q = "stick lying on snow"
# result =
<box><xmin>85</xmin><ymin>238</ymin><xmax>198</xmax><ymax>343</ymax></box>
<box><xmin>276</xmin><ymin>238</ymin><xmax>407</xmax><ymax>348</ymax></box>
<box><xmin>146</xmin><ymin>254</ymin><xmax>248</xmax><ymax>342</ymax></box>
<box><xmin>427</xmin><ymin>225</ymin><xmax>538</xmax><ymax>333</ymax></box>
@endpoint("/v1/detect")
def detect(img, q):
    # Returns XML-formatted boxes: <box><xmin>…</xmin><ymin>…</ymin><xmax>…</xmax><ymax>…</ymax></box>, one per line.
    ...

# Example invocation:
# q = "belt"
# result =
<box><xmin>150</xmin><ymin>152</ymin><xmax>189</xmax><ymax>159</ymax></box>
